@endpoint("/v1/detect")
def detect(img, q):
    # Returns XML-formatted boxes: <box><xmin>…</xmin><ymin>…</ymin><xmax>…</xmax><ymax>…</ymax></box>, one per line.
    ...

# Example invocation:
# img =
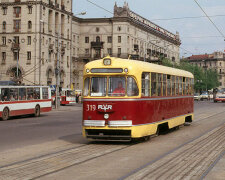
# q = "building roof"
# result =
<box><xmin>187</xmin><ymin>54</ymin><xmax>210</xmax><ymax>60</ymax></box>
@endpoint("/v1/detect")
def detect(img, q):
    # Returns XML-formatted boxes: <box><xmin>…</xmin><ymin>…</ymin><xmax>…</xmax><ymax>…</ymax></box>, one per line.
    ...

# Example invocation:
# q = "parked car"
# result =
<box><xmin>200</xmin><ymin>92</ymin><xmax>209</xmax><ymax>101</ymax></box>
<box><xmin>194</xmin><ymin>93</ymin><xmax>201</xmax><ymax>101</ymax></box>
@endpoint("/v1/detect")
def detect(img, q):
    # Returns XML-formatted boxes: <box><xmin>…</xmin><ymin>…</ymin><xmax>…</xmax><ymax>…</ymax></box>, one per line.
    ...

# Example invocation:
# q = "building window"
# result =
<box><xmin>2</xmin><ymin>21</ymin><xmax>6</xmax><ymax>30</ymax></box>
<box><xmin>85</xmin><ymin>37</ymin><xmax>89</xmax><ymax>43</ymax></box>
<box><xmin>117</xmin><ymin>26</ymin><xmax>121</xmax><ymax>31</ymax></box>
<box><xmin>2</xmin><ymin>52</ymin><xmax>6</xmax><ymax>61</ymax></box>
<box><xmin>14</xmin><ymin>20</ymin><xmax>21</xmax><ymax>32</ymax></box>
<box><xmin>85</xmin><ymin>48</ymin><xmax>89</xmax><ymax>55</ymax></box>
<box><xmin>118</xmin><ymin>36</ymin><xmax>121</xmax><ymax>43</ymax></box>
<box><xmin>107</xmin><ymin>36</ymin><xmax>112</xmax><ymax>43</ymax></box>
<box><xmin>27</xmin><ymin>51</ymin><xmax>31</xmax><ymax>60</ymax></box>
<box><xmin>28</xmin><ymin>21</ymin><xmax>32</xmax><ymax>29</ymax></box>
<box><xmin>2</xmin><ymin>37</ymin><xmax>6</xmax><ymax>45</ymax></box>
<box><xmin>13</xmin><ymin>52</ymin><xmax>19</xmax><ymax>61</ymax></box>
<box><xmin>3</xmin><ymin>7</ymin><xmax>7</xmax><ymax>15</ymax></box>
<box><xmin>14</xmin><ymin>7</ymin><xmax>21</xmax><ymax>18</ymax></box>
<box><xmin>107</xmin><ymin>48</ymin><xmax>112</xmax><ymax>55</ymax></box>
<box><xmin>96</xmin><ymin>36</ymin><xmax>100</xmax><ymax>42</ymax></box>
<box><xmin>73</xmin><ymin>35</ymin><xmax>75</xmax><ymax>42</ymax></box>
<box><xmin>27</xmin><ymin>36</ymin><xmax>31</xmax><ymax>45</ymax></box>
<box><xmin>28</xmin><ymin>6</ymin><xmax>32</xmax><ymax>14</ymax></box>
<box><xmin>96</xmin><ymin>27</ymin><xmax>99</xmax><ymax>32</ymax></box>
<box><xmin>118</xmin><ymin>48</ymin><xmax>121</xmax><ymax>57</ymax></box>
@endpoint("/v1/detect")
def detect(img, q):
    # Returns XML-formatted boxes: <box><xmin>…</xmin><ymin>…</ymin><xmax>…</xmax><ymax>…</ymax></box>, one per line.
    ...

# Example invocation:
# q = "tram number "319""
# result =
<box><xmin>86</xmin><ymin>104</ymin><xmax>96</xmax><ymax>111</ymax></box>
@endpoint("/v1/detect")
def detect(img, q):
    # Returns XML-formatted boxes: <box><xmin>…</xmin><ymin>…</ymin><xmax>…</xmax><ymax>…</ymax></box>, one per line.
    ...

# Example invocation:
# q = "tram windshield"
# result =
<box><xmin>84</xmin><ymin>76</ymin><xmax>139</xmax><ymax>97</ymax></box>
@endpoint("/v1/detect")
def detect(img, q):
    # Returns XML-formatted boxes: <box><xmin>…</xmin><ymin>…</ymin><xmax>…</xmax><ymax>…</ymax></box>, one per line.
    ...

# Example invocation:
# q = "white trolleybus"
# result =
<box><xmin>0</xmin><ymin>86</ymin><xmax>52</xmax><ymax>120</ymax></box>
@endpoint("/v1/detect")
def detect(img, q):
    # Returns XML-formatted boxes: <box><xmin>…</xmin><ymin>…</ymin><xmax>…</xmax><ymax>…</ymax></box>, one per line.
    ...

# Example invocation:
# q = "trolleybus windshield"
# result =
<box><xmin>84</xmin><ymin>76</ymin><xmax>139</xmax><ymax>97</ymax></box>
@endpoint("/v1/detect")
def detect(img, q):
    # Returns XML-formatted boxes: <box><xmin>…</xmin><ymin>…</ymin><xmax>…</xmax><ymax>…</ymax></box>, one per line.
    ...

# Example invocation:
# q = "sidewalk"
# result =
<box><xmin>51</xmin><ymin>103</ymin><xmax>82</xmax><ymax>112</ymax></box>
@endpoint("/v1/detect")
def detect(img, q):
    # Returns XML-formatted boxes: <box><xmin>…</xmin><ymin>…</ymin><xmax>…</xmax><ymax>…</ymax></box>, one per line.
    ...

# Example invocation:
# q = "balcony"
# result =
<box><xmin>13</xmin><ymin>13</ymin><xmax>21</xmax><ymax>18</ymax></box>
<box><xmin>55</xmin><ymin>3</ymin><xmax>59</xmax><ymax>8</ymax></box>
<box><xmin>11</xmin><ymin>43</ymin><xmax>20</xmax><ymax>51</ymax></box>
<box><xmin>91</xmin><ymin>41</ymin><xmax>104</xmax><ymax>48</ymax></box>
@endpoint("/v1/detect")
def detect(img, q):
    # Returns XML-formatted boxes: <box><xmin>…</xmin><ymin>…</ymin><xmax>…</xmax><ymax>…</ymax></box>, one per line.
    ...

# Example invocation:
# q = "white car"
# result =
<box><xmin>200</xmin><ymin>92</ymin><xmax>209</xmax><ymax>101</ymax></box>
<box><xmin>194</xmin><ymin>93</ymin><xmax>201</xmax><ymax>101</ymax></box>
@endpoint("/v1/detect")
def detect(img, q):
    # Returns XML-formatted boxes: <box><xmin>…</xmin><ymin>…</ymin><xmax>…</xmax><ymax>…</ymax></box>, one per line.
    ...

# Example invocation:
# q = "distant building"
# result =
<box><xmin>0</xmin><ymin>1</ymin><xmax>181</xmax><ymax>90</ymax></box>
<box><xmin>186</xmin><ymin>51</ymin><xmax>225</xmax><ymax>87</ymax></box>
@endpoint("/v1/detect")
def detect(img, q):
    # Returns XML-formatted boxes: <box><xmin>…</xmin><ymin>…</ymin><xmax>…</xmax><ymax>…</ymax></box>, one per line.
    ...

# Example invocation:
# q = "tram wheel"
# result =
<box><xmin>2</xmin><ymin>108</ymin><xmax>9</xmax><ymax>121</ymax></box>
<box><xmin>34</xmin><ymin>105</ymin><xmax>40</xmax><ymax>117</ymax></box>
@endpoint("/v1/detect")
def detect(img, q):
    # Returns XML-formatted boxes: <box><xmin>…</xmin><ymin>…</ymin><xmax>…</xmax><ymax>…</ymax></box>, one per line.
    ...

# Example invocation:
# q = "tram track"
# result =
<box><xmin>0</xmin><ymin>143</ymin><xmax>132</xmax><ymax>180</ymax></box>
<box><xmin>120</xmin><ymin>122</ymin><xmax>225</xmax><ymax>180</ymax></box>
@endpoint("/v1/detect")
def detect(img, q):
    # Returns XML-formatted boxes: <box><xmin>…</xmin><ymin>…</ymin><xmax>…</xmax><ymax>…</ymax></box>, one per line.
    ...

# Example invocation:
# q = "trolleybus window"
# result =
<box><xmin>108</xmin><ymin>77</ymin><xmax>125</xmax><ymax>96</ymax></box>
<box><xmin>27</xmin><ymin>88</ymin><xmax>34</xmax><ymax>100</ymax></box>
<box><xmin>91</xmin><ymin>77</ymin><xmax>107</xmax><ymax>97</ymax></box>
<box><xmin>42</xmin><ymin>88</ymin><xmax>49</xmax><ymax>99</ymax></box>
<box><xmin>19</xmin><ymin>88</ymin><xmax>26</xmax><ymax>100</ymax></box>
<box><xmin>1</xmin><ymin>88</ymin><xmax>10</xmax><ymax>101</ymax></box>
<box><xmin>127</xmin><ymin>77</ymin><xmax>139</xmax><ymax>96</ymax></box>
<box><xmin>84</xmin><ymin>78</ymin><xmax>90</xmax><ymax>96</ymax></box>
<box><xmin>151</xmin><ymin>73</ymin><xmax>157</xmax><ymax>96</ymax></box>
<box><xmin>10</xmin><ymin>88</ymin><xmax>18</xmax><ymax>101</ymax></box>
<box><xmin>141</xmin><ymin>73</ymin><xmax>150</xmax><ymax>97</ymax></box>
<box><xmin>34</xmin><ymin>88</ymin><xmax>40</xmax><ymax>99</ymax></box>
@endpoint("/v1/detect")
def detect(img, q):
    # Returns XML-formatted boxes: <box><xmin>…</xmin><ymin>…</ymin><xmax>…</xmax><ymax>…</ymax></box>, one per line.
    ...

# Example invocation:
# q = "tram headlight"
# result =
<box><xmin>104</xmin><ymin>114</ymin><xmax>109</xmax><ymax>120</ymax></box>
<box><xmin>103</xmin><ymin>58</ymin><xmax>111</xmax><ymax>65</ymax></box>
<box><xmin>124</xmin><ymin>68</ymin><xmax>128</xmax><ymax>73</ymax></box>
<box><xmin>86</xmin><ymin>69</ymin><xmax>90</xmax><ymax>73</ymax></box>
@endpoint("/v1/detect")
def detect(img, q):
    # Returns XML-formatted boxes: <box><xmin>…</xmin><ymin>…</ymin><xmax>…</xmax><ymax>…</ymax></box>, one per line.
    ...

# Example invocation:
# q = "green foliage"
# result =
<box><xmin>161</xmin><ymin>58</ymin><xmax>220</xmax><ymax>92</ymax></box>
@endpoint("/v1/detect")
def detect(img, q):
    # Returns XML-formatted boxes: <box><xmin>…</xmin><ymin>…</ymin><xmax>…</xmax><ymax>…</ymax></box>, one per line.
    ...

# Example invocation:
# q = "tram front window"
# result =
<box><xmin>91</xmin><ymin>77</ymin><xmax>107</xmax><ymax>96</ymax></box>
<box><xmin>108</xmin><ymin>77</ymin><xmax>126</xmax><ymax>96</ymax></box>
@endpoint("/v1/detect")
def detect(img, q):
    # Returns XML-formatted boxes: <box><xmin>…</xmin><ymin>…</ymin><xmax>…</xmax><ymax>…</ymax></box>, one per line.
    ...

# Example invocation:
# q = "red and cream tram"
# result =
<box><xmin>82</xmin><ymin>57</ymin><xmax>194</xmax><ymax>141</ymax></box>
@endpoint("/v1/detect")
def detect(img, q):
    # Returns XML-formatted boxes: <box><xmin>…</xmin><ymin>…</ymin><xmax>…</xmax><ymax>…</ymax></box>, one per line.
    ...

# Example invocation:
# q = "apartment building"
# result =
<box><xmin>0</xmin><ymin>1</ymin><xmax>181</xmax><ymax>90</ymax></box>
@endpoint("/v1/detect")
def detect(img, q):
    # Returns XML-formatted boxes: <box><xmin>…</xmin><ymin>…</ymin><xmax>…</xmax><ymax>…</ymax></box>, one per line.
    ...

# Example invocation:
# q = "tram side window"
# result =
<box><xmin>179</xmin><ymin>77</ymin><xmax>182</xmax><ymax>95</ymax></box>
<box><xmin>10</xmin><ymin>88</ymin><xmax>18</xmax><ymax>101</ymax></box>
<box><xmin>141</xmin><ymin>72</ymin><xmax>150</xmax><ymax>97</ymax></box>
<box><xmin>158</xmin><ymin>73</ymin><xmax>162</xmax><ymax>96</ymax></box>
<box><xmin>175</xmin><ymin>76</ymin><xmax>179</xmax><ymax>95</ymax></box>
<box><xmin>91</xmin><ymin>77</ymin><xmax>107</xmax><ymax>97</ymax></box>
<box><xmin>127</xmin><ymin>76</ymin><xmax>139</xmax><ymax>96</ymax></box>
<box><xmin>186</xmin><ymin>78</ymin><xmax>190</xmax><ymax>95</ymax></box>
<box><xmin>151</xmin><ymin>73</ymin><xmax>157</xmax><ymax>96</ymax></box>
<box><xmin>27</xmin><ymin>88</ymin><xmax>34</xmax><ymax>100</ymax></box>
<box><xmin>83</xmin><ymin>78</ymin><xmax>90</xmax><ymax>96</ymax></box>
<box><xmin>191</xmin><ymin>78</ymin><xmax>194</xmax><ymax>95</ymax></box>
<box><xmin>1</xmin><ymin>88</ymin><xmax>10</xmax><ymax>101</ymax></box>
<box><xmin>34</xmin><ymin>88</ymin><xmax>40</xmax><ymax>99</ymax></box>
<box><xmin>108</xmin><ymin>77</ymin><xmax>125</xmax><ymax>96</ymax></box>
<box><xmin>19</xmin><ymin>88</ymin><xmax>26</xmax><ymax>100</ymax></box>
<box><xmin>42</xmin><ymin>88</ymin><xmax>49</xmax><ymax>99</ymax></box>
<box><xmin>183</xmin><ymin>77</ymin><xmax>186</xmax><ymax>95</ymax></box>
<box><xmin>172</xmin><ymin>76</ymin><xmax>175</xmax><ymax>96</ymax></box>
<box><xmin>167</xmin><ymin>75</ymin><xmax>171</xmax><ymax>96</ymax></box>
<box><xmin>163</xmin><ymin>74</ymin><xmax>167</xmax><ymax>96</ymax></box>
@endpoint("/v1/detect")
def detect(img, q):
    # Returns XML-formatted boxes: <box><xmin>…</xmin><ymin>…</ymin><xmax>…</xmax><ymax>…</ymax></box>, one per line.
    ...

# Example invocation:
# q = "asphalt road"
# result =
<box><xmin>0</xmin><ymin>104</ymin><xmax>84</xmax><ymax>152</ymax></box>
<box><xmin>0</xmin><ymin>101</ymin><xmax>224</xmax><ymax>180</ymax></box>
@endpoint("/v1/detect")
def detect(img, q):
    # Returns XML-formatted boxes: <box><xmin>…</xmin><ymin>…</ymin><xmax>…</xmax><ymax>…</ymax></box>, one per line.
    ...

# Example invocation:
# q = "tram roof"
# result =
<box><xmin>84</xmin><ymin>57</ymin><xmax>194</xmax><ymax>78</ymax></box>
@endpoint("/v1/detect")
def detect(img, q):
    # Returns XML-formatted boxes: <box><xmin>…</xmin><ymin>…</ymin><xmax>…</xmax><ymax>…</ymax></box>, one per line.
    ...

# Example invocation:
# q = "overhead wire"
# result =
<box><xmin>193</xmin><ymin>0</ymin><xmax>225</xmax><ymax>39</ymax></box>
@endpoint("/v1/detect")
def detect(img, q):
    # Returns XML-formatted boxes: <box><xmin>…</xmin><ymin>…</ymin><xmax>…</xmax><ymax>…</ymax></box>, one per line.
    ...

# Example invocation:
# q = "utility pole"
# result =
<box><xmin>55</xmin><ymin>33</ymin><xmax>60</xmax><ymax>109</ymax></box>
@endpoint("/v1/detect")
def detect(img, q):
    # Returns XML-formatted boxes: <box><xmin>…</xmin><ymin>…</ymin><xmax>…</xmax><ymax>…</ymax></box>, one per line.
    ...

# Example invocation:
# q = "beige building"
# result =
<box><xmin>187</xmin><ymin>51</ymin><xmax>225</xmax><ymax>87</ymax></box>
<box><xmin>0</xmin><ymin>0</ymin><xmax>72</xmax><ymax>87</ymax></box>
<box><xmin>0</xmin><ymin>1</ymin><xmax>181</xmax><ymax>90</ymax></box>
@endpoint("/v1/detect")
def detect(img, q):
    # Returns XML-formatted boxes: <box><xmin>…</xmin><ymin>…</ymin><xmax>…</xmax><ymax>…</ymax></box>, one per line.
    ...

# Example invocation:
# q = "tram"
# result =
<box><xmin>82</xmin><ymin>56</ymin><xmax>194</xmax><ymax>141</ymax></box>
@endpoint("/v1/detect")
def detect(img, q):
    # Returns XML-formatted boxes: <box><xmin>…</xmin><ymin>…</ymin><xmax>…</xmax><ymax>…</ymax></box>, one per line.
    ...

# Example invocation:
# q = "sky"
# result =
<box><xmin>73</xmin><ymin>0</ymin><xmax>225</xmax><ymax>57</ymax></box>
